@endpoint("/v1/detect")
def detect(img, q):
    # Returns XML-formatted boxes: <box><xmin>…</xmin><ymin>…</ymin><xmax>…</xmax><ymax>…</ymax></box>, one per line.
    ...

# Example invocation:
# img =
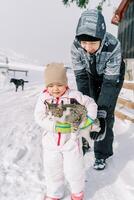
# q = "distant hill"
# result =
<box><xmin>0</xmin><ymin>48</ymin><xmax>40</xmax><ymax>66</ymax></box>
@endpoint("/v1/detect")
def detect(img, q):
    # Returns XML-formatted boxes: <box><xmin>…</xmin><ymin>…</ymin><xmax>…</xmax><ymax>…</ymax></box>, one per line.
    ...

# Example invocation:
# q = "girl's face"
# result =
<box><xmin>47</xmin><ymin>83</ymin><xmax>67</xmax><ymax>98</ymax></box>
<box><xmin>80</xmin><ymin>41</ymin><xmax>101</xmax><ymax>54</ymax></box>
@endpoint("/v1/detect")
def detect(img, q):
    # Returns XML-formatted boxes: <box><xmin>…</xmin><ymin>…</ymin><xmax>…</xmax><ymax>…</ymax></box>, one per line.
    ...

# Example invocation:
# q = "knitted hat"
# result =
<box><xmin>76</xmin><ymin>9</ymin><xmax>106</xmax><ymax>41</ymax></box>
<box><xmin>76</xmin><ymin>34</ymin><xmax>101</xmax><ymax>42</ymax></box>
<box><xmin>44</xmin><ymin>63</ymin><xmax>68</xmax><ymax>87</ymax></box>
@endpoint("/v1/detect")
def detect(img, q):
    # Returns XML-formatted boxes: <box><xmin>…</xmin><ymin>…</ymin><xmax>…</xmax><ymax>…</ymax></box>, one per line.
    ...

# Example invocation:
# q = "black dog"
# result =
<box><xmin>10</xmin><ymin>78</ymin><xmax>28</xmax><ymax>92</ymax></box>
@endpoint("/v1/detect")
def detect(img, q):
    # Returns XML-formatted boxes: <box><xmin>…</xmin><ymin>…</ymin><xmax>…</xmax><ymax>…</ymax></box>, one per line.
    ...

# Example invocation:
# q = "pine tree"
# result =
<box><xmin>62</xmin><ymin>0</ymin><xmax>108</xmax><ymax>9</ymax></box>
<box><xmin>62</xmin><ymin>0</ymin><xmax>89</xmax><ymax>8</ymax></box>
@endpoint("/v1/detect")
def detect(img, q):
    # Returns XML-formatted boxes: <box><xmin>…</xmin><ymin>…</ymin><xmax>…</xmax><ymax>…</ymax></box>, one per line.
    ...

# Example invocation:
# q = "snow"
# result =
<box><xmin>0</xmin><ymin>65</ymin><xmax>134</xmax><ymax>200</ymax></box>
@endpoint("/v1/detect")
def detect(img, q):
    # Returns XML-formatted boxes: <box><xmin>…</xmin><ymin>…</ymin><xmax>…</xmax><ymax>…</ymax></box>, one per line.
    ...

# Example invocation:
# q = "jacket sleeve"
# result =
<box><xmin>71</xmin><ymin>41</ymin><xmax>90</xmax><ymax>96</ymax></box>
<box><xmin>34</xmin><ymin>94</ymin><xmax>55</xmax><ymax>132</ymax></box>
<box><xmin>97</xmin><ymin>77</ymin><xmax>124</xmax><ymax>110</ymax></box>
<box><xmin>97</xmin><ymin>41</ymin><xmax>124</xmax><ymax>109</ymax></box>
<box><xmin>73</xmin><ymin>90</ymin><xmax>98</xmax><ymax>120</ymax></box>
<box><xmin>74</xmin><ymin>68</ymin><xmax>90</xmax><ymax>96</ymax></box>
<box><xmin>71</xmin><ymin>40</ymin><xmax>85</xmax><ymax>71</ymax></box>
<box><xmin>104</xmin><ymin>41</ymin><xmax>122</xmax><ymax>81</ymax></box>
<box><xmin>81</xmin><ymin>94</ymin><xmax>98</xmax><ymax>120</ymax></box>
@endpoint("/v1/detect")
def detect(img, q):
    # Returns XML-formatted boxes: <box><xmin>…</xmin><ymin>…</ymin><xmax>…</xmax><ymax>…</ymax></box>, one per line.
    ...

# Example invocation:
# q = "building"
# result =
<box><xmin>111</xmin><ymin>0</ymin><xmax>134</xmax><ymax>80</ymax></box>
<box><xmin>118</xmin><ymin>0</ymin><xmax>134</xmax><ymax>59</ymax></box>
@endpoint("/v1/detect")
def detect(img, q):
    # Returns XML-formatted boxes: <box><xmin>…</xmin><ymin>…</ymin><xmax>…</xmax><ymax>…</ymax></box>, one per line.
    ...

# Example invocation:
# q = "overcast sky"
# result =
<box><xmin>0</xmin><ymin>0</ymin><xmax>120</xmax><ymax>65</ymax></box>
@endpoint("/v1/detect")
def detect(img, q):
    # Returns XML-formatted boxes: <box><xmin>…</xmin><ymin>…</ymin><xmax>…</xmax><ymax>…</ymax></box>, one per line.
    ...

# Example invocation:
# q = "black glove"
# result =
<box><xmin>90</xmin><ymin>109</ymin><xmax>107</xmax><ymax>141</ymax></box>
<box><xmin>82</xmin><ymin>137</ymin><xmax>91</xmax><ymax>155</ymax></box>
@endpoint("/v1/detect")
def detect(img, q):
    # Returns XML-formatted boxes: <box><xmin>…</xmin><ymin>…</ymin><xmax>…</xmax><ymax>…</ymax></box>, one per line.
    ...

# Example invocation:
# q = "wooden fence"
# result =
<box><xmin>8</xmin><ymin>68</ymin><xmax>28</xmax><ymax>76</ymax></box>
<box><xmin>115</xmin><ymin>82</ymin><xmax>134</xmax><ymax>122</ymax></box>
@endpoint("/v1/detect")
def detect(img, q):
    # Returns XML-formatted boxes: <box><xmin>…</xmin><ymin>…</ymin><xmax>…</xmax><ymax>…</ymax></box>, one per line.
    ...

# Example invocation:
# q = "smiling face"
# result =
<box><xmin>80</xmin><ymin>40</ymin><xmax>101</xmax><ymax>54</ymax></box>
<box><xmin>47</xmin><ymin>83</ymin><xmax>67</xmax><ymax>98</ymax></box>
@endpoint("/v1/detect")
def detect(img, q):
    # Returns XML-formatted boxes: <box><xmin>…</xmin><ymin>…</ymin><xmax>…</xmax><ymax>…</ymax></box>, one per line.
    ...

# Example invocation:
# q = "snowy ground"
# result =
<box><xmin>0</xmin><ymin>67</ymin><xmax>134</xmax><ymax>200</ymax></box>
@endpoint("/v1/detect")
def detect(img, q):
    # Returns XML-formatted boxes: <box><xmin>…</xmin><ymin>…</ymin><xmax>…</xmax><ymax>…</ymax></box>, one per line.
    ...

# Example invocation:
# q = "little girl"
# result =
<box><xmin>34</xmin><ymin>63</ymin><xmax>97</xmax><ymax>200</ymax></box>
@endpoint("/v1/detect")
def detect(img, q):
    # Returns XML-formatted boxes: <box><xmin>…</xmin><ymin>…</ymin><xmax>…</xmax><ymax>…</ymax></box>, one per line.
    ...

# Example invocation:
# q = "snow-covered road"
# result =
<box><xmin>0</xmin><ymin>70</ymin><xmax>134</xmax><ymax>200</ymax></box>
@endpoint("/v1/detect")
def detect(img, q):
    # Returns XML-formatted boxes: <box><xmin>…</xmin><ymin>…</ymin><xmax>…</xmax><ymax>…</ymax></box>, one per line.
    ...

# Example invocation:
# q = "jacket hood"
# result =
<box><xmin>76</xmin><ymin>9</ymin><xmax>106</xmax><ymax>41</ymax></box>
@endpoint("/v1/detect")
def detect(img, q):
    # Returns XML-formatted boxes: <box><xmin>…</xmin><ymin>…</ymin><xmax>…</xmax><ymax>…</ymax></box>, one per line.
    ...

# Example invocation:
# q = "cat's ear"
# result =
<box><xmin>58</xmin><ymin>100</ymin><xmax>64</xmax><ymax>108</ymax></box>
<box><xmin>44</xmin><ymin>100</ymin><xmax>51</xmax><ymax>109</ymax></box>
<box><xmin>51</xmin><ymin>100</ymin><xmax>54</xmax><ymax>104</ymax></box>
<box><xmin>70</xmin><ymin>98</ymin><xmax>80</xmax><ymax>105</ymax></box>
